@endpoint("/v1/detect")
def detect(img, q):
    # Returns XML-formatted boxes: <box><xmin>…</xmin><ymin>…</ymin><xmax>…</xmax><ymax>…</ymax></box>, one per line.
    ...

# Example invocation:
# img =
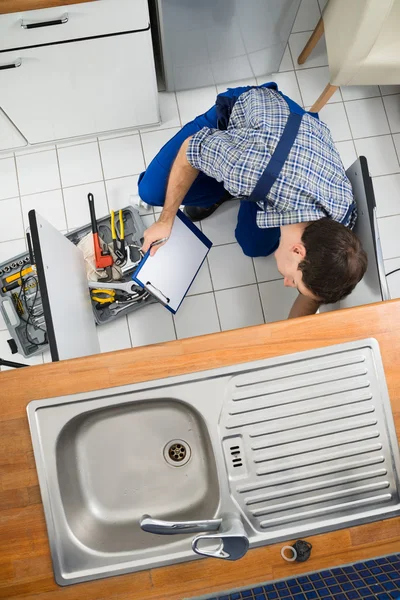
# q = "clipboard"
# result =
<box><xmin>132</xmin><ymin>210</ymin><xmax>212</xmax><ymax>314</ymax></box>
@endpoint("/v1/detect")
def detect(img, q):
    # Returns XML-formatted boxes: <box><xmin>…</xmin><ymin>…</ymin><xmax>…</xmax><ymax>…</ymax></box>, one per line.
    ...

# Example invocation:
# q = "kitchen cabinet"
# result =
<box><xmin>0</xmin><ymin>0</ymin><xmax>159</xmax><ymax>147</ymax></box>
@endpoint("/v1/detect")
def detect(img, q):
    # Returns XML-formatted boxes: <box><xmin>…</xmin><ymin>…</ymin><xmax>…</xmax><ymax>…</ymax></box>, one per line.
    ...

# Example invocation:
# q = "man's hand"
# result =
<box><xmin>141</xmin><ymin>136</ymin><xmax>199</xmax><ymax>256</ymax></box>
<box><xmin>142</xmin><ymin>217</ymin><xmax>173</xmax><ymax>256</ymax></box>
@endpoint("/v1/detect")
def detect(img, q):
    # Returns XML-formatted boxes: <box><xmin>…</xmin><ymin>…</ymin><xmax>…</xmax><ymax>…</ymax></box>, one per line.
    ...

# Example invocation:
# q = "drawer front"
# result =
<box><xmin>0</xmin><ymin>0</ymin><xmax>149</xmax><ymax>52</ymax></box>
<box><xmin>0</xmin><ymin>31</ymin><xmax>159</xmax><ymax>143</ymax></box>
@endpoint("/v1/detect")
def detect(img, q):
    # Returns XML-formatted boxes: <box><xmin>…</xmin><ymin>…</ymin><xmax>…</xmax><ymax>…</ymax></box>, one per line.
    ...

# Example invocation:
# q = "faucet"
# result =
<box><xmin>140</xmin><ymin>514</ymin><xmax>249</xmax><ymax>561</ymax></box>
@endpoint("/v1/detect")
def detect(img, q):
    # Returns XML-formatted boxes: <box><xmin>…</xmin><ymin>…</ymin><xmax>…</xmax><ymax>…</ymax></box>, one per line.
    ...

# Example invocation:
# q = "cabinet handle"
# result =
<box><xmin>0</xmin><ymin>59</ymin><xmax>21</xmax><ymax>71</ymax></box>
<box><xmin>21</xmin><ymin>13</ymin><xmax>68</xmax><ymax>29</ymax></box>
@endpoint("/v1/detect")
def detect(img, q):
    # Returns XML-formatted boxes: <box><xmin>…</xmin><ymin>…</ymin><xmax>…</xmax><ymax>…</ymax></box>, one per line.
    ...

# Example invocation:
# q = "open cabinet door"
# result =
<box><xmin>28</xmin><ymin>211</ymin><xmax>100</xmax><ymax>361</ymax></box>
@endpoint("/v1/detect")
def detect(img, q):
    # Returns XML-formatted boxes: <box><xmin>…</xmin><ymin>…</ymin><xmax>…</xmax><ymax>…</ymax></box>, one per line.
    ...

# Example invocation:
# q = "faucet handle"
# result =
<box><xmin>191</xmin><ymin>515</ymin><xmax>249</xmax><ymax>561</ymax></box>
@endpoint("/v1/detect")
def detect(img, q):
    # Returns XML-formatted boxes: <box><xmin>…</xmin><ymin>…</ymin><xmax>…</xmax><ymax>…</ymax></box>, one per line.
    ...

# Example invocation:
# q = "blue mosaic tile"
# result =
<box><xmin>207</xmin><ymin>554</ymin><xmax>400</xmax><ymax>600</ymax></box>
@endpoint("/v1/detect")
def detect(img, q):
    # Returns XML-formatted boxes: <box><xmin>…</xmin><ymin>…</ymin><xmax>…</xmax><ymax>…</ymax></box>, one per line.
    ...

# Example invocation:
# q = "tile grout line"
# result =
<box><xmin>380</xmin><ymin>96</ymin><xmax>400</xmax><ymax>169</ymax></box>
<box><xmin>54</xmin><ymin>146</ymin><xmax>69</xmax><ymax>232</ymax></box>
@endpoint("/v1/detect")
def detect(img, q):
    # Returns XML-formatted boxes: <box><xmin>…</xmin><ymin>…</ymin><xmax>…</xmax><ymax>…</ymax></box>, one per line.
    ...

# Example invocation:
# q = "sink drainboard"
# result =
<box><xmin>221</xmin><ymin>341</ymin><xmax>400</xmax><ymax>539</ymax></box>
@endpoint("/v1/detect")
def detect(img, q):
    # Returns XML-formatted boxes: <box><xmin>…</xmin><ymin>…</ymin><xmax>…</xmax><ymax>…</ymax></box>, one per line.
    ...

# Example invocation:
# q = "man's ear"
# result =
<box><xmin>292</xmin><ymin>242</ymin><xmax>306</xmax><ymax>260</ymax></box>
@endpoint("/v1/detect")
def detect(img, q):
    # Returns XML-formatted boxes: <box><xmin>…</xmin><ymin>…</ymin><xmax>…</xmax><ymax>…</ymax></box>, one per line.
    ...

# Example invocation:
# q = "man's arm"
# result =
<box><xmin>288</xmin><ymin>293</ymin><xmax>321</xmax><ymax>319</ymax></box>
<box><xmin>142</xmin><ymin>137</ymin><xmax>198</xmax><ymax>255</ymax></box>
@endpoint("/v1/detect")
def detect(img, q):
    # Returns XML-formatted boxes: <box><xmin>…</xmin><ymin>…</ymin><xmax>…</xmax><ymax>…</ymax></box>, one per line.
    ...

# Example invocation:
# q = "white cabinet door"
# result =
<box><xmin>0</xmin><ymin>31</ymin><xmax>159</xmax><ymax>144</ymax></box>
<box><xmin>0</xmin><ymin>107</ymin><xmax>27</xmax><ymax>151</ymax></box>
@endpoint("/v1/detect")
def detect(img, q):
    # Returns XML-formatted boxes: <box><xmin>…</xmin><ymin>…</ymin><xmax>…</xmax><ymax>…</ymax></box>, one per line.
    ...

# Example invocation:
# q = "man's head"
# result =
<box><xmin>274</xmin><ymin>218</ymin><xmax>368</xmax><ymax>304</ymax></box>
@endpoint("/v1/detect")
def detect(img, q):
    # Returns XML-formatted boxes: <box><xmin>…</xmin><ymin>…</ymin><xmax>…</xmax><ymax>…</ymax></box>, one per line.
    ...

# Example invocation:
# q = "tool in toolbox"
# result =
<box><xmin>87</xmin><ymin>193</ymin><xmax>113</xmax><ymax>271</ymax></box>
<box><xmin>2</xmin><ymin>265</ymin><xmax>36</xmax><ymax>293</ymax></box>
<box><xmin>90</xmin><ymin>286</ymin><xmax>148</xmax><ymax>310</ymax></box>
<box><xmin>111</xmin><ymin>209</ymin><xmax>126</xmax><ymax>266</ymax></box>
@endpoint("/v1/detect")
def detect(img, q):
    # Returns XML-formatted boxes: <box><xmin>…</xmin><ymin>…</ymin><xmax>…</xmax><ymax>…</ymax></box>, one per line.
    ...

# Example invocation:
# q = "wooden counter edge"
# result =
<box><xmin>1</xmin><ymin>299</ymin><xmax>400</xmax><ymax>600</ymax></box>
<box><xmin>0</xmin><ymin>0</ymin><xmax>95</xmax><ymax>16</ymax></box>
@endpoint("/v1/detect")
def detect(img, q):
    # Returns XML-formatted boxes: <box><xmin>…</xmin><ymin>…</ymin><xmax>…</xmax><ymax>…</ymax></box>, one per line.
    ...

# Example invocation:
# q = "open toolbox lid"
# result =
<box><xmin>28</xmin><ymin>210</ymin><xmax>100</xmax><ymax>361</ymax></box>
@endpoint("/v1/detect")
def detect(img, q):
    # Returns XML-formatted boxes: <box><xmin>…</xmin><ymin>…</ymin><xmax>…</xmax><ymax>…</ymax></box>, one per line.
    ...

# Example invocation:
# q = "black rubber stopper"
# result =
<box><xmin>292</xmin><ymin>539</ymin><xmax>312</xmax><ymax>562</ymax></box>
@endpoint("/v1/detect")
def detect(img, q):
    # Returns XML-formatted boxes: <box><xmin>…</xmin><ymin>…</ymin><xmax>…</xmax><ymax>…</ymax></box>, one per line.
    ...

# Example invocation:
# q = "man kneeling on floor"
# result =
<box><xmin>139</xmin><ymin>83</ymin><xmax>367</xmax><ymax>318</ymax></box>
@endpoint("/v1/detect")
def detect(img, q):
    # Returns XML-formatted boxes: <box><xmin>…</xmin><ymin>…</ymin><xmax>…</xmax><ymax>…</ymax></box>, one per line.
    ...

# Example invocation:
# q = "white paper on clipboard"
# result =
<box><xmin>132</xmin><ymin>210</ymin><xmax>212</xmax><ymax>313</ymax></box>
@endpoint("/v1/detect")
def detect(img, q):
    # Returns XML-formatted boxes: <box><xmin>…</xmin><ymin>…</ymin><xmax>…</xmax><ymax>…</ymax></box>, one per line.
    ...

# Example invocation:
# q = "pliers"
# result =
<box><xmin>111</xmin><ymin>209</ymin><xmax>126</xmax><ymax>266</ymax></box>
<box><xmin>91</xmin><ymin>288</ymin><xmax>133</xmax><ymax>309</ymax></box>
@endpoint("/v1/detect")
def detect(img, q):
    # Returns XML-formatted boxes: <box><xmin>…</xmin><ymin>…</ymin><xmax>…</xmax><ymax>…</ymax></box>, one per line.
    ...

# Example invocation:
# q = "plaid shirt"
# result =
<box><xmin>187</xmin><ymin>88</ymin><xmax>356</xmax><ymax>229</ymax></box>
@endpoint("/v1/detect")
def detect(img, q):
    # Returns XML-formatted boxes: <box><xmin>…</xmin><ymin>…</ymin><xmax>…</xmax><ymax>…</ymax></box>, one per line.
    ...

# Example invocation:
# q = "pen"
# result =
<box><xmin>150</xmin><ymin>237</ymin><xmax>169</xmax><ymax>248</ymax></box>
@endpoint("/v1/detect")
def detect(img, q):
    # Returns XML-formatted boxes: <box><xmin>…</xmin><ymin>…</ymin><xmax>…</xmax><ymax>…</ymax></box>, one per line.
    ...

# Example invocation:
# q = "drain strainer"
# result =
<box><xmin>164</xmin><ymin>439</ymin><xmax>191</xmax><ymax>466</ymax></box>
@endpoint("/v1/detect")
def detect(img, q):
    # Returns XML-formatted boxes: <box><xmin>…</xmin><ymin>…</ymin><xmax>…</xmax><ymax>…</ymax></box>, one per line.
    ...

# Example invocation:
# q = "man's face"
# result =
<box><xmin>274</xmin><ymin>240</ymin><xmax>317</xmax><ymax>300</ymax></box>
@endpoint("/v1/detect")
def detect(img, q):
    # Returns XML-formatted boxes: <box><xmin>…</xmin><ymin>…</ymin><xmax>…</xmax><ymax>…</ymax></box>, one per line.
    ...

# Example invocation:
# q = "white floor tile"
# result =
<box><xmin>140</xmin><ymin>92</ymin><xmax>181</xmax><ymax>133</ymax></box>
<box><xmin>319</xmin><ymin>103</ymin><xmax>352</xmax><ymax>142</ymax></box>
<box><xmin>372</xmin><ymin>175</ymin><xmax>400</xmax><ymax>218</ymax></box>
<box><xmin>99</xmin><ymin>135</ymin><xmax>144</xmax><ymax>180</ymax></box>
<box><xmin>200</xmin><ymin>200</ymin><xmax>239</xmax><ymax>246</ymax></box>
<box><xmin>140</xmin><ymin>127</ymin><xmax>181</xmax><ymax>168</ymax></box>
<box><xmin>259</xmin><ymin>280</ymin><xmax>299</xmax><ymax>322</ymax></box>
<box><xmin>187</xmin><ymin>258</ymin><xmax>213</xmax><ymax>296</ymax></box>
<box><xmin>0</xmin><ymin>238</ymin><xmax>26</xmax><ymax>263</ymax></box>
<box><xmin>21</xmin><ymin>190</ymin><xmax>66</xmax><ymax>231</ymax></box>
<box><xmin>260</xmin><ymin>71</ymin><xmax>303</xmax><ymax>107</ymax></box>
<box><xmin>176</xmin><ymin>86</ymin><xmax>217</xmax><ymax>125</ymax></box>
<box><xmin>296</xmin><ymin>67</ymin><xmax>341</xmax><ymax>108</ymax></box>
<box><xmin>97</xmin><ymin>316</ymin><xmax>132</xmax><ymax>353</ymax></box>
<box><xmin>0</xmin><ymin>198</ymin><xmax>24</xmax><ymax>241</ymax></box>
<box><xmin>63</xmin><ymin>181</ymin><xmax>108</xmax><ymax>230</ymax></box>
<box><xmin>382</xmin><ymin>94</ymin><xmax>400</xmax><ymax>134</ymax></box>
<box><xmin>292</xmin><ymin>0</ymin><xmax>321</xmax><ymax>33</ymax></box>
<box><xmin>354</xmin><ymin>136</ymin><xmax>399</xmax><ymax>177</ymax></box>
<box><xmin>340</xmin><ymin>86</ymin><xmax>380</xmax><ymax>102</ymax></box>
<box><xmin>97</xmin><ymin>129</ymin><xmax>139</xmax><ymax>142</ymax></box>
<box><xmin>127</xmin><ymin>302</ymin><xmax>176</xmax><ymax>347</ymax></box>
<box><xmin>385</xmin><ymin>257</ymin><xmax>400</xmax><ymax>299</ymax></box>
<box><xmin>216</xmin><ymin>78</ymin><xmax>257</xmax><ymax>94</ymax></box>
<box><xmin>253</xmin><ymin>254</ymin><xmax>283</xmax><ymax>283</ymax></box>
<box><xmin>16</xmin><ymin>150</ymin><xmax>60</xmax><ymax>196</ymax></box>
<box><xmin>105</xmin><ymin>175</ymin><xmax>140</xmax><ymax>211</ymax></box>
<box><xmin>215</xmin><ymin>284</ymin><xmax>264</xmax><ymax>331</ymax></box>
<box><xmin>380</xmin><ymin>85</ymin><xmax>400</xmax><ymax>96</ymax></box>
<box><xmin>279</xmin><ymin>44</ymin><xmax>294</xmax><ymax>72</ymax></box>
<box><xmin>173</xmin><ymin>293</ymin><xmax>220</xmax><ymax>339</ymax></box>
<box><xmin>0</xmin><ymin>158</ymin><xmax>18</xmax><ymax>201</ymax></box>
<box><xmin>377</xmin><ymin>215</ymin><xmax>400</xmax><ymax>259</ymax></box>
<box><xmin>335</xmin><ymin>140</ymin><xmax>357</xmax><ymax>170</ymax></box>
<box><xmin>141</xmin><ymin>213</ymin><xmax>155</xmax><ymax>229</ymax></box>
<box><xmin>0</xmin><ymin>329</ymin><xmax>44</xmax><ymax>371</ymax></box>
<box><xmin>208</xmin><ymin>243</ymin><xmax>256</xmax><ymax>290</ymax></box>
<box><xmin>289</xmin><ymin>32</ymin><xmax>328</xmax><ymax>70</ymax></box>
<box><xmin>58</xmin><ymin>142</ymin><xmax>103</xmax><ymax>187</ymax></box>
<box><xmin>345</xmin><ymin>97</ymin><xmax>390</xmax><ymax>139</ymax></box>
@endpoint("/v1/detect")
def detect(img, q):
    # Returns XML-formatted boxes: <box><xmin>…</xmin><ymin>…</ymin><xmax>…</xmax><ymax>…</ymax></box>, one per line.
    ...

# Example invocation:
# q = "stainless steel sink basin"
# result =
<box><xmin>28</xmin><ymin>339</ymin><xmax>400</xmax><ymax>585</ymax></box>
<box><xmin>56</xmin><ymin>400</ymin><xmax>219</xmax><ymax>554</ymax></box>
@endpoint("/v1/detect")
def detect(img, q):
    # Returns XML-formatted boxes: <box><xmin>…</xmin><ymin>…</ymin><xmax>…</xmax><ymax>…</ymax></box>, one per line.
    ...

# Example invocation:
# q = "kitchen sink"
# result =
<box><xmin>28</xmin><ymin>339</ymin><xmax>400</xmax><ymax>585</ymax></box>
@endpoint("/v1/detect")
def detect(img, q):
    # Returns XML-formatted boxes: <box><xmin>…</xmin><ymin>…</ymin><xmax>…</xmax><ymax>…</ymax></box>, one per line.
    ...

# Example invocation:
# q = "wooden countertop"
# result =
<box><xmin>1</xmin><ymin>300</ymin><xmax>400</xmax><ymax>600</ymax></box>
<box><xmin>0</xmin><ymin>0</ymin><xmax>94</xmax><ymax>15</ymax></box>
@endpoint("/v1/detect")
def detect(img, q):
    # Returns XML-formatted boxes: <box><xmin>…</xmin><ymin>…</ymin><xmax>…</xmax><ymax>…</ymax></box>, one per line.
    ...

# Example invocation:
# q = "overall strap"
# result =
<box><xmin>248</xmin><ymin>110</ymin><xmax>303</xmax><ymax>203</ymax></box>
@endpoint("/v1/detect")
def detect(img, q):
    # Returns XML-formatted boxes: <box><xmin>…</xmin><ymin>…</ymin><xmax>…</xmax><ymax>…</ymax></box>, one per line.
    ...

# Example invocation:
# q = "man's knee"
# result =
<box><xmin>137</xmin><ymin>165</ymin><xmax>167</xmax><ymax>208</ymax></box>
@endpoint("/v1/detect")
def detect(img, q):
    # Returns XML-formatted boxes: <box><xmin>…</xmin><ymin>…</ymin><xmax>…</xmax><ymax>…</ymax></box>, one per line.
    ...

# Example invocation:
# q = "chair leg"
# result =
<box><xmin>297</xmin><ymin>17</ymin><xmax>324</xmax><ymax>64</ymax></box>
<box><xmin>310</xmin><ymin>83</ymin><xmax>338</xmax><ymax>112</ymax></box>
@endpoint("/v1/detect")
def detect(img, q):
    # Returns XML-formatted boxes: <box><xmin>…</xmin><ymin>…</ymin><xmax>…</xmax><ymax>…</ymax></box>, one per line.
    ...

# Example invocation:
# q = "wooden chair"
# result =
<box><xmin>298</xmin><ymin>0</ymin><xmax>400</xmax><ymax>112</ymax></box>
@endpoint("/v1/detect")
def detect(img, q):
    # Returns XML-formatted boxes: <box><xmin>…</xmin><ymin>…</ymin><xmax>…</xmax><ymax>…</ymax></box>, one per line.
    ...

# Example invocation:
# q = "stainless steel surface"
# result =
<box><xmin>140</xmin><ymin>515</ymin><xmax>223</xmax><ymax>535</ymax></box>
<box><xmin>155</xmin><ymin>0</ymin><xmax>301</xmax><ymax>91</ymax></box>
<box><xmin>27</xmin><ymin>339</ymin><xmax>400</xmax><ymax>585</ymax></box>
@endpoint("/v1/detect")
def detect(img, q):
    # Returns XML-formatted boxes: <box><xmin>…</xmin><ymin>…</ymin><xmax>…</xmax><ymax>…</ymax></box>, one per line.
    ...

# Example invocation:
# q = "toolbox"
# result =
<box><xmin>0</xmin><ymin>206</ymin><xmax>155</xmax><ymax>362</ymax></box>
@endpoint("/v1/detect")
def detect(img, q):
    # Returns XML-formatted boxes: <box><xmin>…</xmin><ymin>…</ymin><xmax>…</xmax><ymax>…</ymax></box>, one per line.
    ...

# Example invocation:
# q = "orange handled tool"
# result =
<box><xmin>88</xmin><ymin>193</ymin><xmax>113</xmax><ymax>270</ymax></box>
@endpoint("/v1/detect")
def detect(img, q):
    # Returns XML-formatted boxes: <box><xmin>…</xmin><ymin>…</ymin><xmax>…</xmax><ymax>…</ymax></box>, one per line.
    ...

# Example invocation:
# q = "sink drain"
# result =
<box><xmin>164</xmin><ymin>439</ymin><xmax>191</xmax><ymax>467</ymax></box>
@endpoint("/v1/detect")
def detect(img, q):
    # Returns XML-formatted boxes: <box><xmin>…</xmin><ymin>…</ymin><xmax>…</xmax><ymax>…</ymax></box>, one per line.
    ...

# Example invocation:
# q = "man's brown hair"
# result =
<box><xmin>299</xmin><ymin>218</ymin><xmax>368</xmax><ymax>304</ymax></box>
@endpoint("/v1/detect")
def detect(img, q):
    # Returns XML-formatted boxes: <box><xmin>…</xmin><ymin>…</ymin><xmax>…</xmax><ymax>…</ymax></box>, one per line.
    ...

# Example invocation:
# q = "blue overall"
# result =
<box><xmin>138</xmin><ymin>83</ymin><xmax>318</xmax><ymax>257</ymax></box>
